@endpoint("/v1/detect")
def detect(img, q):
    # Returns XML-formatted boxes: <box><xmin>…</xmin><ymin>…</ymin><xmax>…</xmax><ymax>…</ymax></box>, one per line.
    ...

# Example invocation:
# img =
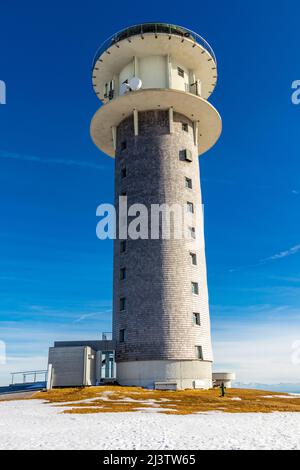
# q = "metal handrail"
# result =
<box><xmin>102</xmin><ymin>332</ymin><xmax>112</xmax><ymax>340</ymax></box>
<box><xmin>11</xmin><ymin>370</ymin><xmax>47</xmax><ymax>385</ymax></box>
<box><xmin>92</xmin><ymin>23</ymin><xmax>216</xmax><ymax>69</ymax></box>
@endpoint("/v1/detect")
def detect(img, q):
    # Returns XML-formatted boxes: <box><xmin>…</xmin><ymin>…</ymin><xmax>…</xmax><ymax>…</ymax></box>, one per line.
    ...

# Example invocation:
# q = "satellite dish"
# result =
<box><xmin>128</xmin><ymin>77</ymin><xmax>142</xmax><ymax>91</ymax></box>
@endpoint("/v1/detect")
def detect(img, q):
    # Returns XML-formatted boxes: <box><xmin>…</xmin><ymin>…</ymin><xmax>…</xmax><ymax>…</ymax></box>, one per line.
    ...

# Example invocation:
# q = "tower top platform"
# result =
<box><xmin>90</xmin><ymin>23</ymin><xmax>221</xmax><ymax>158</ymax></box>
<box><xmin>92</xmin><ymin>23</ymin><xmax>218</xmax><ymax>101</ymax></box>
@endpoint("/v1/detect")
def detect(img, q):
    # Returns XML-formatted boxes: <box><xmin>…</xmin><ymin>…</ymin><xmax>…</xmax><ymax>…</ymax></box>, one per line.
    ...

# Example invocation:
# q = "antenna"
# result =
<box><xmin>128</xmin><ymin>77</ymin><xmax>142</xmax><ymax>91</ymax></box>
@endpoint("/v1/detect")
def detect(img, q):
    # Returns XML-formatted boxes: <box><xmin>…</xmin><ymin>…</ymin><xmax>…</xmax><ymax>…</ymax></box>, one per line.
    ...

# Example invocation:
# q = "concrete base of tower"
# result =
<box><xmin>116</xmin><ymin>360</ymin><xmax>213</xmax><ymax>390</ymax></box>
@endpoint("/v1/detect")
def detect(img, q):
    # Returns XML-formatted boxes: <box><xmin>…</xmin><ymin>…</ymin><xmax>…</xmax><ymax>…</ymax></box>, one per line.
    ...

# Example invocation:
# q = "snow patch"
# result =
<box><xmin>0</xmin><ymin>399</ymin><xmax>300</xmax><ymax>450</ymax></box>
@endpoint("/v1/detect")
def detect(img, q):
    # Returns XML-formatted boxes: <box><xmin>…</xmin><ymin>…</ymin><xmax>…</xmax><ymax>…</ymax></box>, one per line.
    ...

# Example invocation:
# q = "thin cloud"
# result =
<box><xmin>263</xmin><ymin>245</ymin><xmax>300</xmax><ymax>262</ymax></box>
<box><xmin>229</xmin><ymin>244</ymin><xmax>300</xmax><ymax>272</ymax></box>
<box><xmin>75</xmin><ymin>310</ymin><xmax>112</xmax><ymax>322</ymax></box>
<box><xmin>0</xmin><ymin>151</ymin><xmax>104</xmax><ymax>171</ymax></box>
<box><xmin>292</xmin><ymin>190</ymin><xmax>299</xmax><ymax>195</ymax></box>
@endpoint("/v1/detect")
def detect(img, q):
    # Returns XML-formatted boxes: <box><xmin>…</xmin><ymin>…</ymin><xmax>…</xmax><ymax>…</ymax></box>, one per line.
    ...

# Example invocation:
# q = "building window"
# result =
<box><xmin>180</xmin><ymin>149</ymin><xmax>193</xmax><ymax>162</ymax></box>
<box><xmin>196</xmin><ymin>345</ymin><xmax>203</xmax><ymax>360</ymax></box>
<box><xmin>121</xmin><ymin>141</ymin><xmax>127</xmax><ymax>151</ymax></box>
<box><xmin>190</xmin><ymin>252</ymin><xmax>197</xmax><ymax>265</ymax></box>
<box><xmin>119</xmin><ymin>329</ymin><xmax>126</xmax><ymax>343</ymax></box>
<box><xmin>188</xmin><ymin>226</ymin><xmax>196</xmax><ymax>239</ymax></box>
<box><xmin>120</xmin><ymin>240</ymin><xmax>126</xmax><ymax>253</ymax></box>
<box><xmin>177</xmin><ymin>66</ymin><xmax>184</xmax><ymax>78</ymax></box>
<box><xmin>120</xmin><ymin>297</ymin><xmax>126</xmax><ymax>311</ymax></box>
<box><xmin>187</xmin><ymin>202</ymin><xmax>194</xmax><ymax>213</ymax></box>
<box><xmin>120</xmin><ymin>267</ymin><xmax>126</xmax><ymax>280</ymax></box>
<box><xmin>193</xmin><ymin>312</ymin><xmax>201</xmax><ymax>326</ymax></box>
<box><xmin>192</xmin><ymin>282</ymin><xmax>199</xmax><ymax>295</ymax></box>
<box><xmin>121</xmin><ymin>167</ymin><xmax>126</xmax><ymax>178</ymax></box>
<box><xmin>185</xmin><ymin>177</ymin><xmax>192</xmax><ymax>189</ymax></box>
<box><xmin>182</xmin><ymin>122</ymin><xmax>188</xmax><ymax>132</ymax></box>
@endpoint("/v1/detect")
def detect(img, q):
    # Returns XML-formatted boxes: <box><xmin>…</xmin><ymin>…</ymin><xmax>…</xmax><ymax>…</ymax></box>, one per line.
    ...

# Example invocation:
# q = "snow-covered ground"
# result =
<box><xmin>0</xmin><ymin>399</ymin><xmax>300</xmax><ymax>450</ymax></box>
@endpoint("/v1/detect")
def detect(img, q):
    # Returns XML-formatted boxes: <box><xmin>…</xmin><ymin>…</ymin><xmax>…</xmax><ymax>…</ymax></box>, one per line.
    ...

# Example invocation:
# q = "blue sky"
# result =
<box><xmin>0</xmin><ymin>0</ymin><xmax>300</xmax><ymax>385</ymax></box>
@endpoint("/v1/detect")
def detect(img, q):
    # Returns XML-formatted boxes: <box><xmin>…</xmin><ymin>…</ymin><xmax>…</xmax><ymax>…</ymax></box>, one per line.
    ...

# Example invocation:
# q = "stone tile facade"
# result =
<box><xmin>113</xmin><ymin>110</ymin><xmax>213</xmax><ymax>365</ymax></box>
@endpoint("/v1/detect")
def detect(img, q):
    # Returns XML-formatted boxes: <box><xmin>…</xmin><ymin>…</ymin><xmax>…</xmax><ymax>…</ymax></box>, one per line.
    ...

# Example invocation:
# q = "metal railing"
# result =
<box><xmin>92</xmin><ymin>23</ymin><xmax>216</xmax><ymax>69</ymax></box>
<box><xmin>11</xmin><ymin>370</ymin><xmax>47</xmax><ymax>385</ymax></box>
<box><xmin>101</xmin><ymin>332</ymin><xmax>112</xmax><ymax>341</ymax></box>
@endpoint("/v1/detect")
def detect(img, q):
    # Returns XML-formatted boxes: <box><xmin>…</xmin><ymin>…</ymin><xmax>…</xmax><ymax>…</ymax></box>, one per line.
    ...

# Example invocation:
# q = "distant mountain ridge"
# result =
<box><xmin>234</xmin><ymin>382</ymin><xmax>300</xmax><ymax>393</ymax></box>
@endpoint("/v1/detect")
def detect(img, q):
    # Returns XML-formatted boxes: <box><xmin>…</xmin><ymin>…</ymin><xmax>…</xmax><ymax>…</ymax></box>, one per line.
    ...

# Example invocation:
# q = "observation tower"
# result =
<box><xmin>91</xmin><ymin>23</ymin><xmax>221</xmax><ymax>389</ymax></box>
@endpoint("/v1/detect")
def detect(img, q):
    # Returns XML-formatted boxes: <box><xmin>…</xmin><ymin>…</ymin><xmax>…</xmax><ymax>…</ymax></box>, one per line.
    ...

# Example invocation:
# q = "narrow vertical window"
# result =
<box><xmin>121</xmin><ymin>141</ymin><xmax>127</xmax><ymax>151</ymax></box>
<box><xmin>192</xmin><ymin>282</ymin><xmax>199</xmax><ymax>295</ymax></box>
<box><xmin>196</xmin><ymin>345</ymin><xmax>203</xmax><ymax>360</ymax></box>
<box><xmin>188</xmin><ymin>227</ymin><xmax>196</xmax><ymax>239</ymax></box>
<box><xmin>119</xmin><ymin>329</ymin><xmax>126</xmax><ymax>343</ymax></box>
<box><xmin>120</xmin><ymin>267</ymin><xmax>126</xmax><ymax>280</ymax></box>
<box><xmin>187</xmin><ymin>202</ymin><xmax>194</xmax><ymax>213</ymax></box>
<box><xmin>190</xmin><ymin>252</ymin><xmax>197</xmax><ymax>265</ymax></box>
<box><xmin>182</xmin><ymin>122</ymin><xmax>188</xmax><ymax>132</ymax></box>
<box><xmin>185</xmin><ymin>177</ymin><xmax>192</xmax><ymax>189</ymax></box>
<box><xmin>193</xmin><ymin>313</ymin><xmax>201</xmax><ymax>326</ymax></box>
<box><xmin>120</xmin><ymin>297</ymin><xmax>126</xmax><ymax>311</ymax></box>
<box><xmin>121</xmin><ymin>167</ymin><xmax>126</xmax><ymax>178</ymax></box>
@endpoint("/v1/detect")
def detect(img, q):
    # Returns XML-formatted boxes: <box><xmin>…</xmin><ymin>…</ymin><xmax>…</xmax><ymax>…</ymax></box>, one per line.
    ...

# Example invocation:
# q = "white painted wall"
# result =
<box><xmin>170</xmin><ymin>61</ymin><xmax>190</xmax><ymax>93</ymax></box>
<box><xmin>118</xmin><ymin>56</ymin><xmax>191</xmax><ymax>93</ymax></box>
<box><xmin>117</xmin><ymin>360</ymin><xmax>212</xmax><ymax>389</ymax></box>
<box><xmin>119</xmin><ymin>61</ymin><xmax>134</xmax><ymax>87</ymax></box>
<box><xmin>138</xmin><ymin>55</ymin><xmax>167</xmax><ymax>89</ymax></box>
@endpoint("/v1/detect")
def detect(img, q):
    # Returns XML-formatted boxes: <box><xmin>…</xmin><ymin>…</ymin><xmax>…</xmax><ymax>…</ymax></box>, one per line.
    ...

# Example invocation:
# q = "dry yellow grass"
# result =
<box><xmin>31</xmin><ymin>386</ymin><xmax>300</xmax><ymax>415</ymax></box>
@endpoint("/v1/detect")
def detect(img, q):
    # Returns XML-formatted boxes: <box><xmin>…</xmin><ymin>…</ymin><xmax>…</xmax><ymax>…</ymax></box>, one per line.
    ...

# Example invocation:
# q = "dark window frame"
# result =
<box><xmin>120</xmin><ymin>267</ymin><xmax>126</xmax><ymax>280</ymax></box>
<box><xmin>120</xmin><ymin>297</ymin><xmax>126</xmax><ymax>311</ymax></box>
<box><xmin>196</xmin><ymin>345</ymin><xmax>203</xmax><ymax>360</ymax></box>
<box><xmin>187</xmin><ymin>201</ymin><xmax>194</xmax><ymax>213</ymax></box>
<box><xmin>177</xmin><ymin>66</ymin><xmax>184</xmax><ymax>78</ymax></box>
<box><xmin>192</xmin><ymin>282</ymin><xmax>199</xmax><ymax>295</ymax></box>
<box><xmin>185</xmin><ymin>177</ymin><xmax>192</xmax><ymax>189</ymax></box>
<box><xmin>119</xmin><ymin>329</ymin><xmax>126</xmax><ymax>343</ymax></box>
<box><xmin>190</xmin><ymin>252</ymin><xmax>197</xmax><ymax>265</ymax></box>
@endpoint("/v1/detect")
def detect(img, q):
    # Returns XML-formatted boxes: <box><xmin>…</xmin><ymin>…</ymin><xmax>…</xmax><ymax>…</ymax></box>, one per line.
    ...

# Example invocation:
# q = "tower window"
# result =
<box><xmin>190</xmin><ymin>252</ymin><xmax>197</xmax><ymax>265</ymax></box>
<box><xmin>177</xmin><ymin>66</ymin><xmax>184</xmax><ymax>78</ymax></box>
<box><xmin>120</xmin><ymin>240</ymin><xmax>126</xmax><ymax>253</ymax></box>
<box><xmin>192</xmin><ymin>282</ymin><xmax>199</xmax><ymax>295</ymax></box>
<box><xmin>180</xmin><ymin>149</ymin><xmax>193</xmax><ymax>162</ymax></box>
<box><xmin>121</xmin><ymin>167</ymin><xmax>127</xmax><ymax>178</ymax></box>
<box><xmin>187</xmin><ymin>202</ymin><xmax>194</xmax><ymax>213</ymax></box>
<box><xmin>120</xmin><ymin>297</ymin><xmax>126</xmax><ymax>311</ymax></box>
<box><xmin>193</xmin><ymin>312</ymin><xmax>201</xmax><ymax>326</ymax></box>
<box><xmin>120</xmin><ymin>267</ymin><xmax>126</xmax><ymax>280</ymax></box>
<box><xmin>188</xmin><ymin>226</ymin><xmax>196</xmax><ymax>239</ymax></box>
<box><xmin>121</xmin><ymin>141</ymin><xmax>127</xmax><ymax>151</ymax></box>
<box><xmin>185</xmin><ymin>177</ymin><xmax>192</xmax><ymax>189</ymax></box>
<box><xmin>119</xmin><ymin>329</ymin><xmax>126</xmax><ymax>343</ymax></box>
<box><xmin>182</xmin><ymin>122</ymin><xmax>188</xmax><ymax>132</ymax></box>
<box><xmin>196</xmin><ymin>345</ymin><xmax>203</xmax><ymax>360</ymax></box>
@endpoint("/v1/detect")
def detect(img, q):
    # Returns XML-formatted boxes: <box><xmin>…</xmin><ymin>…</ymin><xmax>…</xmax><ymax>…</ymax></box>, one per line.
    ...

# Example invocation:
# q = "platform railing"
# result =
<box><xmin>101</xmin><ymin>332</ymin><xmax>112</xmax><ymax>341</ymax></box>
<box><xmin>92</xmin><ymin>23</ymin><xmax>216</xmax><ymax>69</ymax></box>
<box><xmin>10</xmin><ymin>370</ymin><xmax>47</xmax><ymax>385</ymax></box>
